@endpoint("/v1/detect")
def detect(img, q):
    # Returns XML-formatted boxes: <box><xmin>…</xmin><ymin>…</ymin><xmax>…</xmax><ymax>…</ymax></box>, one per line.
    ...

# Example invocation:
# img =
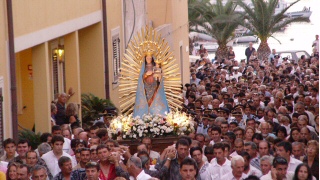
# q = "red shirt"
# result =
<box><xmin>99</xmin><ymin>164</ymin><xmax>116</xmax><ymax>180</ymax></box>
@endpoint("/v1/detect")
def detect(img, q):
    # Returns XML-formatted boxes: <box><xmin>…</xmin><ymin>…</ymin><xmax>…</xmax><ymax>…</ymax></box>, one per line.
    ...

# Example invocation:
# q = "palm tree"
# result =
<box><xmin>237</xmin><ymin>0</ymin><xmax>309</xmax><ymax>60</ymax></box>
<box><xmin>188</xmin><ymin>0</ymin><xmax>209</xmax><ymax>55</ymax></box>
<box><xmin>197</xmin><ymin>0</ymin><xmax>241</xmax><ymax>60</ymax></box>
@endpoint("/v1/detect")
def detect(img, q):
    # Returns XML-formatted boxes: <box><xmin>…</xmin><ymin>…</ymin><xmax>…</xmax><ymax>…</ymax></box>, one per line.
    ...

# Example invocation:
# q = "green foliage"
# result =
<box><xmin>81</xmin><ymin>93</ymin><xmax>116</xmax><ymax>126</ymax></box>
<box><xmin>236</xmin><ymin>0</ymin><xmax>309</xmax><ymax>60</ymax></box>
<box><xmin>193</xmin><ymin>0</ymin><xmax>242</xmax><ymax>59</ymax></box>
<box><xmin>18</xmin><ymin>129</ymin><xmax>41</xmax><ymax>150</ymax></box>
<box><xmin>236</xmin><ymin>0</ymin><xmax>309</xmax><ymax>43</ymax></box>
<box><xmin>188</xmin><ymin>0</ymin><xmax>209</xmax><ymax>32</ymax></box>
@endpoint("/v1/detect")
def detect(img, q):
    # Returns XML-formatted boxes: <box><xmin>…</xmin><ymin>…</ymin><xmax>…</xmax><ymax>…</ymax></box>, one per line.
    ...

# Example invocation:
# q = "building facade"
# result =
<box><xmin>0</xmin><ymin>0</ymin><xmax>189</xmax><ymax>145</ymax></box>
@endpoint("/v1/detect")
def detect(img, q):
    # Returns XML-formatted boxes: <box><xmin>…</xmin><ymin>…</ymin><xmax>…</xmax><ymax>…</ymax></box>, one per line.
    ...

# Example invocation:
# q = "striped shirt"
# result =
<box><xmin>250</xmin><ymin>156</ymin><xmax>261</xmax><ymax>171</ymax></box>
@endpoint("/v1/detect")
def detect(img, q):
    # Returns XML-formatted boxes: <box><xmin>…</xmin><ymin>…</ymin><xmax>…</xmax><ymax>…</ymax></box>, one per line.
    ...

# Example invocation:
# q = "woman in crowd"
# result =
<box><xmin>288</xmin><ymin>127</ymin><xmax>301</xmax><ymax>143</ymax></box>
<box><xmin>293</xmin><ymin>163</ymin><xmax>315</xmax><ymax>180</ymax></box>
<box><xmin>276</xmin><ymin>126</ymin><xmax>288</xmax><ymax>140</ymax></box>
<box><xmin>244</xmin><ymin>127</ymin><xmax>255</xmax><ymax>143</ymax></box>
<box><xmin>303</xmin><ymin>140</ymin><xmax>319</xmax><ymax>179</ymax></box>
<box><xmin>66</xmin><ymin>102</ymin><xmax>80</xmax><ymax>126</ymax></box>
<box><xmin>6</xmin><ymin>162</ymin><xmax>18</xmax><ymax>180</ymax></box>
<box><xmin>228</xmin><ymin>46</ymin><xmax>235</xmax><ymax>60</ymax></box>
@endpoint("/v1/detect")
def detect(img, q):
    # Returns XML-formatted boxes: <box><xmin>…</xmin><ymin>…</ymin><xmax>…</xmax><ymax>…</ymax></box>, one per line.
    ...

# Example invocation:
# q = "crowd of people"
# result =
<box><xmin>0</xmin><ymin>36</ymin><xmax>318</xmax><ymax>180</ymax></box>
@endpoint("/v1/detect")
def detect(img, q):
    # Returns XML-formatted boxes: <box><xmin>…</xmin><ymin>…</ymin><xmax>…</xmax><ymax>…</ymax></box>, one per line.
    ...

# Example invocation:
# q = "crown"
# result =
<box><xmin>144</xmin><ymin>49</ymin><xmax>154</xmax><ymax>57</ymax></box>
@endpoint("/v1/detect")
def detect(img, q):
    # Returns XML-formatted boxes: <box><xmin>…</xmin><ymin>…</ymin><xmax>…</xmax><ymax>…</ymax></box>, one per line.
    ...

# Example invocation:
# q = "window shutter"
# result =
<box><xmin>52</xmin><ymin>53</ymin><xmax>59</xmax><ymax>95</ymax></box>
<box><xmin>113</xmin><ymin>37</ymin><xmax>121</xmax><ymax>82</ymax></box>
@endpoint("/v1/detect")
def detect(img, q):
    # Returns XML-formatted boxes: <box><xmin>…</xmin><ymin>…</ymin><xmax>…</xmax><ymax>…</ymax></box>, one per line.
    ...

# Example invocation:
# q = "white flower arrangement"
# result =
<box><xmin>108</xmin><ymin>111</ymin><xmax>195</xmax><ymax>140</ymax></box>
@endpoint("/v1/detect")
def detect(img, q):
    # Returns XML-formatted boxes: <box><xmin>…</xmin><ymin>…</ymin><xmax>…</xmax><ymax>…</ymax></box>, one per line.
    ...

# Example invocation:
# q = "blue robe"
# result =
<box><xmin>133</xmin><ymin>62</ymin><xmax>169</xmax><ymax>117</ymax></box>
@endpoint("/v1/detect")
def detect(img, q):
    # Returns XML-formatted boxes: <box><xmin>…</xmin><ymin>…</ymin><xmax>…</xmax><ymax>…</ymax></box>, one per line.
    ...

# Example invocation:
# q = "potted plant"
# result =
<box><xmin>81</xmin><ymin>93</ymin><xmax>116</xmax><ymax>126</ymax></box>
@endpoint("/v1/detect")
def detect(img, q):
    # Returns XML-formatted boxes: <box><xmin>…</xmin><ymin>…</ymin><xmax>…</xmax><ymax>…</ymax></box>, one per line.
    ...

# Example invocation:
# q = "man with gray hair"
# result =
<box><xmin>215</xmin><ymin>117</ymin><xmax>226</xmax><ymax>127</ymax></box>
<box><xmin>126</xmin><ymin>156</ymin><xmax>151</xmax><ymax>179</ymax></box>
<box><xmin>37</xmin><ymin>143</ymin><xmax>52</xmax><ymax>157</ymax></box>
<box><xmin>298</xmin><ymin>115</ymin><xmax>317</xmax><ymax>134</ymax></box>
<box><xmin>221</xmin><ymin>155</ymin><xmax>248</xmax><ymax>180</ymax></box>
<box><xmin>260</xmin><ymin>155</ymin><xmax>273</xmax><ymax>175</ymax></box>
<box><xmin>244</xmin><ymin>142</ymin><xmax>260</xmax><ymax>170</ymax></box>
<box><xmin>291</xmin><ymin>142</ymin><xmax>305</xmax><ymax>161</ymax></box>
<box><xmin>279</xmin><ymin>115</ymin><xmax>291</xmax><ymax>134</ymax></box>
<box><xmin>55</xmin><ymin>93</ymin><xmax>68</xmax><ymax>125</ymax></box>
<box><xmin>31</xmin><ymin>165</ymin><xmax>48</xmax><ymax>180</ymax></box>
<box><xmin>295</xmin><ymin>102</ymin><xmax>315</xmax><ymax>126</ymax></box>
<box><xmin>53</xmin><ymin>156</ymin><xmax>85</xmax><ymax>180</ymax></box>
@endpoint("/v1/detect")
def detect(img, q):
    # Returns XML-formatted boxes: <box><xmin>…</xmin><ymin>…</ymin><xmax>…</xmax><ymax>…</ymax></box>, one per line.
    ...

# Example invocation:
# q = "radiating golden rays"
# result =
<box><xmin>119</xmin><ymin>26</ymin><xmax>182</xmax><ymax>115</ymax></box>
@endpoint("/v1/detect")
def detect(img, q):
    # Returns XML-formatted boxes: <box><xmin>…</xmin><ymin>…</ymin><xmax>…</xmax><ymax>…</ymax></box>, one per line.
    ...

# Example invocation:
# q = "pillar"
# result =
<box><xmin>64</xmin><ymin>31</ymin><xmax>81</xmax><ymax>117</ymax></box>
<box><xmin>32</xmin><ymin>42</ymin><xmax>51</xmax><ymax>133</ymax></box>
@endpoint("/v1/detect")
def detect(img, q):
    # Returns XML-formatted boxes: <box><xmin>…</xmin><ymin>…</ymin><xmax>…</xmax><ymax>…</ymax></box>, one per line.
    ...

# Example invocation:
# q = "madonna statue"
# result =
<box><xmin>133</xmin><ymin>51</ymin><xmax>169</xmax><ymax>117</ymax></box>
<box><xmin>119</xmin><ymin>26</ymin><xmax>182</xmax><ymax>116</ymax></box>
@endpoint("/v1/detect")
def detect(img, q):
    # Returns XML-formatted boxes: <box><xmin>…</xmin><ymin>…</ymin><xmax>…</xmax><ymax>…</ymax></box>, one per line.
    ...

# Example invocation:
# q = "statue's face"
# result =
<box><xmin>146</xmin><ymin>55</ymin><xmax>152</xmax><ymax>64</ymax></box>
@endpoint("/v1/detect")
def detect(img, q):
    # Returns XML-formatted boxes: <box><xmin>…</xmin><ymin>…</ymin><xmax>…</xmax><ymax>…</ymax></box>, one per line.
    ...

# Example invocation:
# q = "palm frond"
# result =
<box><xmin>81</xmin><ymin>93</ymin><xmax>116</xmax><ymax>126</ymax></box>
<box><xmin>18</xmin><ymin>130</ymin><xmax>41</xmax><ymax>150</ymax></box>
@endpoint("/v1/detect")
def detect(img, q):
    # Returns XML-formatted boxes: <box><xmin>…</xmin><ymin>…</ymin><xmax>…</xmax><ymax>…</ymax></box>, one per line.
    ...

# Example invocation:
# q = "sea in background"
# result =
<box><xmin>209</xmin><ymin>0</ymin><xmax>320</xmax><ymax>60</ymax></box>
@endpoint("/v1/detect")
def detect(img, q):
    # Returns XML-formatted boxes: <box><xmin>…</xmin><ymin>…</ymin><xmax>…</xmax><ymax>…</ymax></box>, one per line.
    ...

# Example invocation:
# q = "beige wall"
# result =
<box><xmin>146</xmin><ymin>0</ymin><xmax>190</xmax><ymax>85</ymax></box>
<box><xmin>65</xmin><ymin>32</ymin><xmax>81</xmax><ymax>105</ymax></box>
<box><xmin>79</xmin><ymin>23</ymin><xmax>105</xmax><ymax>98</ymax></box>
<box><xmin>16</xmin><ymin>49</ymin><xmax>35</xmax><ymax>130</ymax></box>
<box><xmin>146</xmin><ymin>0</ymin><xmax>172</xmax><ymax>27</ymax></box>
<box><xmin>170</xmin><ymin>0</ymin><xmax>190</xmax><ymax>86</ymax></box>
<box><xmin>0</xmin><ymin>0</ymin><xmax>13</xmax><ymax>138</ymax></box>
<box><xmin>12</xmin><ymin>0</ymin><xmax>101</xmax><ymax>37</ymax></box>
<box><xmin>106</xmin><ymin>0</ymin><xmax>123</xmax><ymax>109</ymax></box>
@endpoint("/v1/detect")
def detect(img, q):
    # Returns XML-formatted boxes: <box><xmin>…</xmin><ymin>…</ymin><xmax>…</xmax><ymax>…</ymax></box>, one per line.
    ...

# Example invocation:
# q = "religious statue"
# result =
<box><xmin>132</xmin><ymin>50</ymin><xmax>169</xmax><ymax>117</ymax></box>
<box><xmin>119</xmin><ymin>26</ymin><xmax>182</xmax><ymax>117</ymax></box>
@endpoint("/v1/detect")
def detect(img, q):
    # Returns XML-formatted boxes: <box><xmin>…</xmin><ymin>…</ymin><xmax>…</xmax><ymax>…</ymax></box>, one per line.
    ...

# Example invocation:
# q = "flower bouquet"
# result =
<box><xmin>108</xmin><ymin>111</ymin><xmax>195</xmax><ymax>140</ymax></box>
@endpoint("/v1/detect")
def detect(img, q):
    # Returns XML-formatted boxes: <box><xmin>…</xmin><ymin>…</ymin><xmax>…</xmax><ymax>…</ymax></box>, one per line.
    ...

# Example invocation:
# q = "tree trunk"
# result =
<box><xmin>257</xmin><ymin>41</ymin><xmax>271</xmax><ymax>61</ymax></box>
<box><xmin>216</xmin><ymin>43</ymin><xmax>229</xmax><ymax>61</ymax></box>
<box><xmin>189</xmin><ymin>37</ymin><xmax>194</xmax><ymax>55</ymax></box>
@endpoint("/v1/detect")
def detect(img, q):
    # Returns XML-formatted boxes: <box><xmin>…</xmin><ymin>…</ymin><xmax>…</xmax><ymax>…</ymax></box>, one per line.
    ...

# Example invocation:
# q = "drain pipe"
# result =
<box><xmin>6</xmin><ymin>0</ymin><xmax>18</xmax><ymax>141</ymax></box>
<box><xmin>102</xmin><ymin>0</ymin><xmax>110</xmax><ymax>99</ymax></box>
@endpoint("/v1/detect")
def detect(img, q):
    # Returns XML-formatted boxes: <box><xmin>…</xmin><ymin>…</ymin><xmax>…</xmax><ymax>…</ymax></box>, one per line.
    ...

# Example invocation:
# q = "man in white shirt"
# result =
<box><xmin>312</xmin><ymin>34</ymin><xmax>319</xmax><ymax>52</ymax></box>
<box><xmin>241</xmin><ymin>152</ymin><xmax>262</xmax><ymax>177</ymax></box>
<box><xmin>42</xmin><ymin>135</ymin><xmax>76</xmax><ymax>177</ymax></box>
<box><xmin>260</xmin><ymin>157</ymin><xmax>294</xmax><ymax>180</ymax></box>
<box><xmin>211</xmin><ymin>143</ymin><xmax>232</xmax><ymax>179</ymax></box>
<box><xmin>190</xmin><ymin>72</ymin><xmax>200</xmax><ymax>85</ymax></box>
<box><xmin>260</xmin><ymin>155</ymin><xmax>274</xmax><ymax>175</ymax></box>
<box><xmin>230</xmin><ymin>67</ymin><xmax>242</xmax><ymax>81</ymax></box>
<box><xmin>141</xmin><ymin>137</ymin><xmax>160</xmax><ymax>164</ymax></box>
<box><xmin>127</xmin><ymin>156</ymin><xmax>151</xmax><ymax>180</ymax></box>
<box><xmin>275</xmin><ymin>141</ymin><xmax>302</xmax><ymax>172</ymax></box>
<box><xmin>230</xmin><ymin>138</ymin><xmax>244</xmax><ymax>157</ymax></box>
<box><xmin>209</xmin><ymin>126</ymin><xmax>223</xmax><ymax>145</ymax></box>
<box><xmin>221</xmin><ymin>155</ymin><xmax>248</xmax><ymax>180</ymax></box>
<box><xmin>52</xmin><ymin>125</ymin><xmax>72</xmax><ymax>155</ymax></box>
<box><xmin>295</xmin><ymin>102</ymin><xmax>315</xmax><ymax>126</ymax></box>
<box><xmin>244</xmin><ymin>142</ymin><xmax>260</xmax><ymax>170</ymax></box>
<box><xmin>190</xmin><ymin>146</ymin><xmax>213</xmax><ymax>180</ymax></box>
